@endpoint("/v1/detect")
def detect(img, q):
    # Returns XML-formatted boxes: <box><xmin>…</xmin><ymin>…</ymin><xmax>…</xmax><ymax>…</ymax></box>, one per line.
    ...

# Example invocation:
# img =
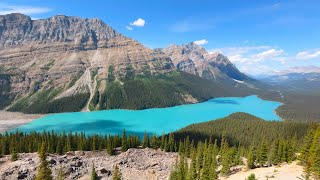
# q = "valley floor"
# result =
<box><xmin>0</xmin><ymin>111</ymin><xmax>44</xmax><ymax>133</ymax></box>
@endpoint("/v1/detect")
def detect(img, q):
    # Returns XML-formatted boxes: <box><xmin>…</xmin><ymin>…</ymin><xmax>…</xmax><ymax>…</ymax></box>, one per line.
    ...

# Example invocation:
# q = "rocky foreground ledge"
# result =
<box><xmin>0</xmin><ymin>148</ymin><xmax>178</xmax><ymax>180</ymax></box>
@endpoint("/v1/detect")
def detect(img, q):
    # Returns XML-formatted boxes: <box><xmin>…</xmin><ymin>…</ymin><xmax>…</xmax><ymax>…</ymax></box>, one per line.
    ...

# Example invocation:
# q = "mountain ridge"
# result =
<box><xmin>0</xmin><ymin>13</ymin><xmax>263</xmax><ymax>113</ymax></box>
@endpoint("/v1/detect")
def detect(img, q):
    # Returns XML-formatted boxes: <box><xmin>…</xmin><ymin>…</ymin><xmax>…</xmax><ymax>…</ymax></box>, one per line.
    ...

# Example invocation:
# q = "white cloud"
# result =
<box><xmin>296</xmin><ymin>50</ymin><xmax>320</xmax><ymax>60</ymax></box>
<box><xmin>194</xmin><ymin>39</ymin><xmax>208</xmax><ymax>46</ymax></box>
<box><xmin>130</xmin><ymin>18</ymin><xmax>145</xmax><ymax>27</ymax></box>
<box><xmin>211</xmin><ymin>45</ymin><xmax>320</xmax><ymax>76</ymax></box>
<box><xmin>210</xmin><ymin>46</ymin><xmax>289</xmax><ymax>75</ymax></box>
<box><xmin>209</xmin><ymin>46</ymin><xmax>271</xmax><ymax>63</ymax></box>
<box><xmin>126</xmin><ymin>26</ymin><xmax>133</xmax><ymax>31</ymax></box>
<box><xmin>252</xmin><ymin>49</ymin><xmax>284</xmax><ymax>61</ymax></box>
<box><xmin>0</xmin><ymin>4</ymin><xmax>51</xmax><ymax>15</ymax></box>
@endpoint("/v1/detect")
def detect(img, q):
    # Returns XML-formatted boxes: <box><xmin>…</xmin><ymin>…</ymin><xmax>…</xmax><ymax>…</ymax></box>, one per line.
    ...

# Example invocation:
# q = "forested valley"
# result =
<box><xmin>1</xmin><ymin>113</ymin><xmax>319</xmax><ymax>179</ymax></box>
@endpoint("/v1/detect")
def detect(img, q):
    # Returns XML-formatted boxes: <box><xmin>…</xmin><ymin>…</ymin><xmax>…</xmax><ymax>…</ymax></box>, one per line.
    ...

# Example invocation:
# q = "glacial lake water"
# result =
<box><xmin>13</xmin><ymin>95</ymin><xmax>281</xmax><ymax>136</ymax></box>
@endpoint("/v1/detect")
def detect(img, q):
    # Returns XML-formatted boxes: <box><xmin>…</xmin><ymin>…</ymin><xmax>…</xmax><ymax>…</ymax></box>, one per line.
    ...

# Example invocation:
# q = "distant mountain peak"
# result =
<box><xmin>273</xmin><ymin>65</ymin><xmax>320</xmax><ymax>75</ymax></box>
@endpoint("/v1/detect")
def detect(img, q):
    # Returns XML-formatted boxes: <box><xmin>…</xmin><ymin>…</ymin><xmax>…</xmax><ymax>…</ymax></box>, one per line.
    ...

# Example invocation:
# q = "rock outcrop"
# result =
<box><xmin>0</xmin><ymin>148</ymin><xmax>178</xmax><ymax>180</ymax></box>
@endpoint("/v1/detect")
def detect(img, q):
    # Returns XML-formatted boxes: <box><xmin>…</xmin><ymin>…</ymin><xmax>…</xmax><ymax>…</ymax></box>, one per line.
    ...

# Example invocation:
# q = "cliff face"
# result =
<box><xmin>0</xmin><ymin>13</ymin><xmax>174</xmax><ymax>108</ymax></box>
<box><xmin>0</xmin><ymin>13</ymin><xmax>120</xmax><ymax>48</ymax></box>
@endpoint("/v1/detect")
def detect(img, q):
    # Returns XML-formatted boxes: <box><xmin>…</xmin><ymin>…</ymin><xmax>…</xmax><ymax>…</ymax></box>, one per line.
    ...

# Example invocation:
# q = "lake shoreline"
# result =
<box><xmin>10</xmin><ymin>95</ymin><xmax>281</xmax><ymax>136</ymax></box>
<box><xmin>0</xmin><ymin>111</ymin><xmax>45</xmax><ymax>133</ymax></box>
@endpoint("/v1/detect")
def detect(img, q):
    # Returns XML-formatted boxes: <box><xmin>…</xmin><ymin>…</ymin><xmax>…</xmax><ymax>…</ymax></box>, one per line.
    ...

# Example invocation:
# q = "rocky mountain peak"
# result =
<box><xmin>1</xmin><ymin>13</ymin><xmax>31</xmax><ymax>21</ymax></box>
<box><xmin>0</xmin><ymin>13</ymin><xmax>124</xmax><ymax>49</ymax></box>
<box><xmin>162</xmin><ymin>42</ymin><xmax>249</xmax><ymax>81</ymax></box>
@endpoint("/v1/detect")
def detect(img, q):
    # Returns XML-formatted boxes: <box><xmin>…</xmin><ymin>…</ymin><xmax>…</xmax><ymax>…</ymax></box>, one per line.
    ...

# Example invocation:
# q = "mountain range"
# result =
<box><xmin>0</xmin><ymin>13</ymin><xmax>264</xmax><ymax>114</ymax></box>
<box><xmin>261</xmin><ymin>72</ymin><xmax>320</xmax><ymax>93</ymax></box>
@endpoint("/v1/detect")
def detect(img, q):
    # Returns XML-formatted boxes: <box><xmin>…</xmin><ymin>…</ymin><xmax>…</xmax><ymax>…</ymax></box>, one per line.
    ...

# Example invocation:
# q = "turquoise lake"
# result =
<box><xmin>13</xmin><ymin>95</ymin><xmax>282</xmax><ymax>136</ymax></box>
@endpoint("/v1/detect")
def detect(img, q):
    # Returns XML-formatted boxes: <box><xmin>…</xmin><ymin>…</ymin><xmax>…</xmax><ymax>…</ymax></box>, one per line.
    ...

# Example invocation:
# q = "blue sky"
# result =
<box><xmin>0</xmin><ymin>0</ymin><xmax>319</xmax><ymax>75</ymax></box>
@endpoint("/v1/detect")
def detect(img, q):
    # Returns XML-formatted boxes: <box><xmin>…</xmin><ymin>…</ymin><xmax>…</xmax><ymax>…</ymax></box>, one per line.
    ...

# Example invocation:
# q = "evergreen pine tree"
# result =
<box><xmin>10</xmin><ymin>148</ymin><xmax>18</xmax><ymax>161</ymax></box>
<box><xmin>168</xmin><ymin>133</ymin><xmax>175</xmax><ymax>152</ymax></box>
<box><xmin>246</xmin><ymin>173</ymin><xmax>257</xmax><ymax>180</ymax></box>
<box><xmin>209</xmin><ymin>140</ymin><xmax>218</xmax><ymax>179</ymax></box>
<box><xmin>187</xmin><ymin>149</ymin><xmax>197</xmax><ymax>180</ymax></box>
<box><xmin>121</xmin><ymin>129</ymin><xmax>127</xmax><ymax>152</ymax></box>
<box><xmin>184</xmin><ymin>136</ymin><xmax>191</xmax><ymax>157</ymax></box>
<box><xmin>107</xmin><ymin>136</ymin><xmax>114</xmax><ymax>155</ymax></box>
<box><xmin>177</xmin><ymin>155</ymin><xmax>188</xmax><ymax>180</ymax></box>
<box><xmin>195</xmin><ymin>142</ymin><xmax>204</xmax><ymax>179</ymax></box>
<box><xmin>150</xmin><ymin>133</ymin><xmax>158</xmax><ymax>149</ymax></box>
<box><xmin>300</xmin><ymin>124</ymin><xmax>316</xmax><ymax>177</ymax></box>
<box><xmin>312</xmin><ymin>142</ymin><xmax>320</xmax><ymax>179</ymax></box>
<box><xmin>91</xmin><ymin>162</ymin><xmax>98</xmax><ymax>180</ymax></box>
<box><xmin>268</xmin><ymin>140</ymin><xmax>279</xmax><ymax>166</ymax></box>
<box><xmin>35</xmin><ymin>143</ymin><xmax>53</xmax><ymax>180</ymax></box>
<box><xmin>160</xmin><ymin>132</ymin><xmax>165</xmax><ymax>150</ymax></box>
<box><xmin>200</xmin><ymin>152</ymin><xmax>210</xmax><ymax>180</ymax></box>
<box><xmin>247</xmin><ymin>143</ymin><xmax>256</xmax><ymax>169</ymax></box>
<box><xmin>221</xmin><ymin>149</ymin><xmax>232</xmax><ymax>175</ymax></box>
<box><xmin>142</xmin><ymin>132</ymin><xmax>149</xmax><ymax>148</ymax></box>
<box><xmin>310</xmin><ymin>127</ymin><xmax>320</xmax><ymax>179</ymax></box>
<box><xmin>57</xmin><ymin>167</ymin><xmax>64</xmax><ymax>180</ymax></box>
<box><xmin>258</xmin><ymin>140</ymin><xmax>268</xmax><ymax>166</ymax></box>
<box><xmin>112</xmin><ymin>164</ymin><xmax>122</xmax><ymax>180</ymax></box>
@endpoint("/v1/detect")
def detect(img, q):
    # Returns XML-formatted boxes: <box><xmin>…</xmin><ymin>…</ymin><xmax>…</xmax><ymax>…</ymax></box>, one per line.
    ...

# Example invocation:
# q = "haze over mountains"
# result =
<box><xmin>0</xmin><ymin>13</ymin><xmax>263</xmax><ymax>113</ymax></box>
<box><xmin>257</xmin><ymin>66</ymin><xmax>320</xmax><ymax>92</ymax></box>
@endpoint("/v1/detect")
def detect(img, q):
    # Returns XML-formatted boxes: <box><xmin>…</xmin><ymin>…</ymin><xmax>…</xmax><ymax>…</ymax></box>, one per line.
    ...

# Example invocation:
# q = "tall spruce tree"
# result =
<box><xmin>221</xmin><ymin>149</ymin><xmax>232</xmax><ymax>175</ymax></box>
<box><xmin>121</xmin><ymin>129</ymin><xmax>128</xmax><ymax>152</ymax></box>
<box><xmin>258</xmin><ymin>140</ymin><xmax>268</xmax><ymax>166</ymax></box>
<box><xmin>107</xmin><ymin>136</ymin><xmax>114</xmax><ymax>155</ymax></box>
<box><xmin>268</xmin><ymin>140</ymin><xmax>279</xmax><ymax>166</ymax></box>
<box><xmin>196</xmin><ymin>142</ymin><xmax>204</xmax><ymax>179</ymax></box>
<box><xmin>150</xmin><ymin>133</ymin><xmax>158</xmax><ymax>149</ymax></box>
<box><xmin>142</xmin><ymin>131</ymin><xmax>149</xmax><ymax>148</ymax></box>
<box><xmin>187</xmin><ymin>149</ymin><xmax>197</xmax><ymax>180</ymax></box>
<box><xmin>10</xmin><ymin>148</ymin><xmax>18</xmax><ymax>161</ymax></box>
<box><xmin>91</xmin><ymin>162</ymin><xmax>98</xmax><ymax>180</ymax></box>
<box><xmin>35</xmin><ymin>142</ymin><xmax>53</xmax><ymax>180</ymax></box>
<box><xmin>112</xmin><ymin>164</ymin><xmax>122</xmax><ymax>180</ymax></box>
<box><xmin>57</xmin><ymin>167</ymin><xmax>64</xmax><ymax>180</ymax></box>
<box><xmin>247</xmin><ymin>143</ymin><xmax>256</xmax><ymax>169</ymax></box>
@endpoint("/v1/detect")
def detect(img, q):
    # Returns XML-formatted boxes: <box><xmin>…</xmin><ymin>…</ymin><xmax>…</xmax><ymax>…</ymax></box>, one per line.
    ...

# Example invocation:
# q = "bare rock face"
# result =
<box><xmin>0</xmin><ymin>13</ymin><xmax>174</xmax><ymax>107</ymax></box>
<box><xmin>0</xmin><ymin>148</ymin><xmax>178</xmax><ymax>180</ymax></box>
<box><xmin>162</xmin><ymin>42</ymin><xmax>249</xmax><ymax>81</ymax></box>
